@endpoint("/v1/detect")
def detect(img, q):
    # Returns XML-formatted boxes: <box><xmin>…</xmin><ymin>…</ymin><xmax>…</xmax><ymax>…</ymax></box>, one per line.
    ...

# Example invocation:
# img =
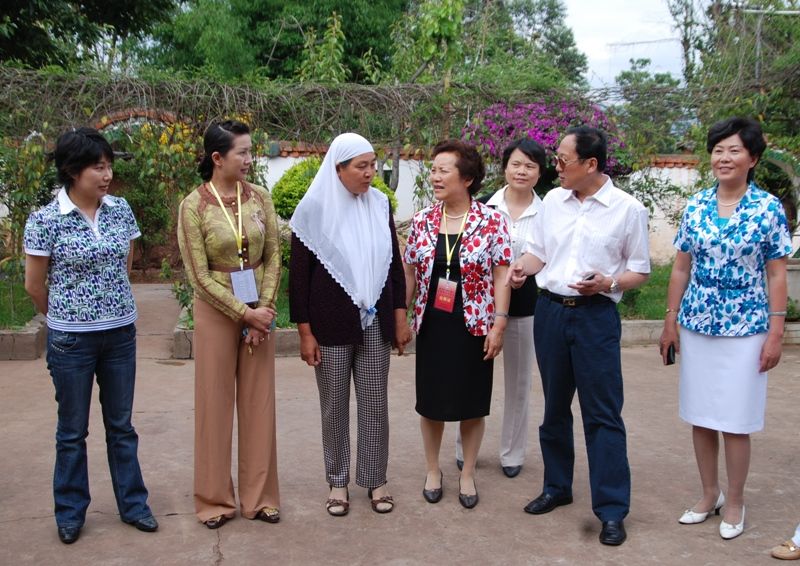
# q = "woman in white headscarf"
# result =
<box><xmin>289</xmin><ymin>132</ymin><xmax>411</xmax><ymax>516</ymax></box>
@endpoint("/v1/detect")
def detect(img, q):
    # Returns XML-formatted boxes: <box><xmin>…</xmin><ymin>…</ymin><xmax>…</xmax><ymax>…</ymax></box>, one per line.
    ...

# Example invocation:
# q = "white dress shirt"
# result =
<box><xmin>525</xmin><ymin>176</ymin><xmax>650</xmax><ymax>303</ymax></box>
<box><xmin>485</xmin><ymin>185</ymin><xmax>543</xmax><ymax>261</ymax></box>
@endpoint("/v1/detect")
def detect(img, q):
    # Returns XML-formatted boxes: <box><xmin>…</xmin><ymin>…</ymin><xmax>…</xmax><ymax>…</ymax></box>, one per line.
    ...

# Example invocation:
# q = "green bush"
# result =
<box><xmin>271</xmin><ymin>156</ymin><xmax>398</xmax><ymax>219</ymax></box>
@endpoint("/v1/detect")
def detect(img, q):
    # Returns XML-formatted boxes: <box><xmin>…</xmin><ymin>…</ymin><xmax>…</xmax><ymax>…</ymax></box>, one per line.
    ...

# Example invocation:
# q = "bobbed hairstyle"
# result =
<box><xmin>198</xmin><ymin>120</ymin><xmax>251</xmax><ymax>181</ymax></box>
<box><xmin>706</xmin><ymin>117</ymin><xmax>766</xmax><ymax>183</ymax></box>
<box><xmin>565</xmin><ymin>125</ymin><xmax>607</xmax><ymax>172</ymax></box>
<box><xmin>432</xmin><ymin>139</ymin><xmax>486</xmax><ymax>195</ymax></box>
<box><xmin>501</xmin><ymin>138</ymin><xmax>548</xmax><ymax>180</ymax></box>
<box><xmin>54</xmin><ymin>127</ymin><xmax>114</xmax><ymax>190</ymax></box>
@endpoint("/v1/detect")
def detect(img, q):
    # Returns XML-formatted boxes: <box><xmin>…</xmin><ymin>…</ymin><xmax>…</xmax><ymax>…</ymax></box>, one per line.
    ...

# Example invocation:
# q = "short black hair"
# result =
<box><xmin>565</xmin><ymin>125</ymin><xmax>607</xmax><ymax>172</ymax></box>
<box><xmin>198</xmin><ymin>120</ymin><xmax>251</xmax><ymax>181</ymax></box>
<box><xmin>54</xmin><ymin>127</ymin><xmax>114</xmax><ymax>189</ymax></box>
<box><xmin>706</xmin><ymin>117</ymin><xmax>766</xmax><ymax>182</ymax></box>
<box><xmin>501</xmin><ymin>138</ymin><xmax>548</xmax><ymax>179</ymax></box>
<box><xmin>432</xmin><ymin>140</ymin><xmax>485</xmax><ymax>195</ymax></box>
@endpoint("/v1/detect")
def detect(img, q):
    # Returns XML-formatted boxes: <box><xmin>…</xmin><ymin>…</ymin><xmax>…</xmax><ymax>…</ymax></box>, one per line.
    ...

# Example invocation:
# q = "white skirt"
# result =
<box><xmin>678</xmin><ymin>327</ymin><xmax>768</xmax><ymax>434</ymax></box>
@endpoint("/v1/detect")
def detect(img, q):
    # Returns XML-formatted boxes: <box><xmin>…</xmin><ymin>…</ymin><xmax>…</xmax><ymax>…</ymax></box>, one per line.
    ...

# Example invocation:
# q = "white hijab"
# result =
<box><xmin>290</xmin><ymin>133</ymin><xmax>392</xmax><ymax>329</ymax></box>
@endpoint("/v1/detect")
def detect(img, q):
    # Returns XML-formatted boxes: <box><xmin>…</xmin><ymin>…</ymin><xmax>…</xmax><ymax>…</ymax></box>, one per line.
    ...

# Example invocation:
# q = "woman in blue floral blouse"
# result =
<box><xmin>659</xmin><ymin>117</ymin><xmax>793</xmax><ymax>540</ymax></box>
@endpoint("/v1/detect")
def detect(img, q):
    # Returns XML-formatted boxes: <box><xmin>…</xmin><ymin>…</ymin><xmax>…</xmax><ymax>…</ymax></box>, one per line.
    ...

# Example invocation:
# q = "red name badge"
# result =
<box><xmin>433</xmin><ymin>278</ymin><xmax>458</xmax><ymax>313</ymax></box>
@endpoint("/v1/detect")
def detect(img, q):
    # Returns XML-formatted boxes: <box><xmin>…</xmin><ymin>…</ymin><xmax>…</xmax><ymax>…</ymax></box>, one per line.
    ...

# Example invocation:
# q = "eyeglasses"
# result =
<box><xmin>552</xmin><ymin>155</ymin><xmax>584</xmax><ymax>169</ymax></box>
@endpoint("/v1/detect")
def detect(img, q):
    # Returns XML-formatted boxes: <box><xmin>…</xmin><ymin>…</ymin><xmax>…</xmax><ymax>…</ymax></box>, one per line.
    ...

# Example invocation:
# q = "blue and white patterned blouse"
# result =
<box><xmin>24</xmin><ymin>189</ymin><xmax>141</xmax><ymax>332</ymax></box>
<box><xmin>674</xmin><ymin>183</ymin><xmax>792</xmax><ymax>337</ymax></box>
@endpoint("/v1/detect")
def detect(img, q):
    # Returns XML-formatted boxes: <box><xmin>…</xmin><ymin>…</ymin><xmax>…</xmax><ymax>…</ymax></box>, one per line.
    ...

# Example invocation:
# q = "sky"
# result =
<box><xmin>563</xmin><ymin>0</ymin><xmax>686</xmax><ymax>88</ymax></box>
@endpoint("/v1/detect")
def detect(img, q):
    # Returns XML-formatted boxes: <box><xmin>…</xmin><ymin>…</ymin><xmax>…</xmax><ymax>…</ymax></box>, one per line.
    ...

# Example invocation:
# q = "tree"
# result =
<box><xmin>297</xmin><ymin>12</ymin><xmax>349</xmax><ymax>83</ymax></box>
<box><xmin>610</xmin><ymin>58</ymin><xmax>684</xmax><ymax>158</ymax></box>
<box><xmin>0</xmin><ymin>0</ymin><xmax>175</xmax><ymax>68</ymax></box>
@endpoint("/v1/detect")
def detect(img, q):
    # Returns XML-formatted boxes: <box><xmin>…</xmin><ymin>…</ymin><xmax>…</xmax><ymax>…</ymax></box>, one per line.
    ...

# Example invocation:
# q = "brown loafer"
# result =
<box><xmin>255</xmin><ymin>507</ymin><xmax>280</xmax><ymax>524</ymax></box>
<box><xmin>772</xmin><ymin>540</ymin><xmax>800</xmax><ymax>560</ymax></box>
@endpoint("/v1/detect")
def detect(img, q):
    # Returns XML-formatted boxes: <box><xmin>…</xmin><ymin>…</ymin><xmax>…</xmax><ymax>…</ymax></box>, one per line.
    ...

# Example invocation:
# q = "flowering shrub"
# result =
<box><xmin>461</xmin><ymin>101</ymin><xmax>631</xmax><ymax>178</ymax></box>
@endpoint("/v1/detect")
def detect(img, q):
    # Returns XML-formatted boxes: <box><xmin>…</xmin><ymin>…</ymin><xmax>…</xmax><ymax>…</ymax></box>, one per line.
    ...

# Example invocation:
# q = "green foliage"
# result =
<box><xmin>0</xmin><ymin>277</ymin><xmax>35</xmax><ymax>329</ymax></box>
<box><xmin>616</xmin><ymin>264</ymin><xmax>673</xmax><ymax>320</ymax></box>
<box><xmin>610</xmin><ymin>59</ymin><xmax>685</xmax><ymax>159</ymax></box>
<box><xmin>298</xmin><ymin>12</ymin><xmax>349</xmax><ymax>83</ymax></box>
<box><xmin>271</xmin><ymin>156</ymin><xmax>398</xmax><ymax>220</ymax></box>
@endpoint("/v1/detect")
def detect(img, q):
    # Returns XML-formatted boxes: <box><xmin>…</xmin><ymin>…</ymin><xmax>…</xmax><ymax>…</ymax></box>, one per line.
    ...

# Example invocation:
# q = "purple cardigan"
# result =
<box><xmin>289</xmin><ymin>215</ymin><xmax>406</xmax><ymax>346</ymax></box>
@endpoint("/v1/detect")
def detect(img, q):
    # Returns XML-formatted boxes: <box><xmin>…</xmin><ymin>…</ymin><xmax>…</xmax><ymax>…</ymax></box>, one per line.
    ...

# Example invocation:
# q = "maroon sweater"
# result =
<box><xmin>289</xmin><ymin>215</ymin><xmax>406</xmax><ymax>346</ymax></box>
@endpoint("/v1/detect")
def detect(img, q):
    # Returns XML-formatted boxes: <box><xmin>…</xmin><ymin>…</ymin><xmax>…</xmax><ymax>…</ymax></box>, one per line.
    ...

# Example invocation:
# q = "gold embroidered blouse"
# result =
<box><xmin>178</xmin><ymin>182</ymin><xmax>281</xmax><ymax>321</ymax></box>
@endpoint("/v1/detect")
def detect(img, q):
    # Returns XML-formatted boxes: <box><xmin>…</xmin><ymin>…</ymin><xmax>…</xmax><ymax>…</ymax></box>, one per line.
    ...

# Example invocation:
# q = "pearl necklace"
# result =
<box><xmin>717</xmin><ymin>197</ymin><xmax>742</xmax><ymax>207</ymax></box>
<box><xmin>444</xmin><ymin>211</ymin><xmax>468</xmax><ymax>219</ymax></box>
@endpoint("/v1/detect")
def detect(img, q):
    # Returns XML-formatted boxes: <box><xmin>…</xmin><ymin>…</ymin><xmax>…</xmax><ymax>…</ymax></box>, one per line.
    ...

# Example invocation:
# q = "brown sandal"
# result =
<box><xmin>368</xmin><ymin>486</ymin><xmax>395</xmax><ymax>514</ymax></box>
<box><xmin>255</xmin><ymin>506</ymin><xmax>280</xmax><ymax>523</ymax></box>
<box><xmin>326</xmin><ymin>486</ymin><xmax>349</xmax><ymax>517</ymax></box>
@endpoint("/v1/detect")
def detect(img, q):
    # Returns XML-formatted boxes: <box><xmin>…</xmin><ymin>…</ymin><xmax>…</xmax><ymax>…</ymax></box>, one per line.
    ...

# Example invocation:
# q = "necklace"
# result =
<box><xmin>717</xmin><ymin>197</ymin><xmax>742</xmax><ymax>207</ymax></box>
<box><xmin>444</xmin><ymin>211</ymin><xmax>468</xmax><ymax>219</ymax></box>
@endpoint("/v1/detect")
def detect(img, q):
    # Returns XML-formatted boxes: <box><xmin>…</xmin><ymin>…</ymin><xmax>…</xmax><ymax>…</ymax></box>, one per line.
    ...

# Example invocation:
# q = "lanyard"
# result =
<box><xmin>208</xmin><ymin>181</ymin><xmax>245</xmax><ymax>270</ymax></box>
<box><xmin>442</xmin><ymin>205</ymin><xmax>468</xmax><ymax>280</ymax></box>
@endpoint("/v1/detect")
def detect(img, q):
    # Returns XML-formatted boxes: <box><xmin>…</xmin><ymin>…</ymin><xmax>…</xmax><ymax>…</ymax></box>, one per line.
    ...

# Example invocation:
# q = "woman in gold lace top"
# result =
<box><xmin>177</xmin><ymin>120</ymin><xmax>281</xmax><ymax>529</ymax></box>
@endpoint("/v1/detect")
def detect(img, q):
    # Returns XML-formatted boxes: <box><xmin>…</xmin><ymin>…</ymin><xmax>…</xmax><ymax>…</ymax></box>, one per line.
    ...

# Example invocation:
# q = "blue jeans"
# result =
<box><xmin>46</xmin><ymin>324</ymin><xmax>152</xmax><ymax>528</ymax></box>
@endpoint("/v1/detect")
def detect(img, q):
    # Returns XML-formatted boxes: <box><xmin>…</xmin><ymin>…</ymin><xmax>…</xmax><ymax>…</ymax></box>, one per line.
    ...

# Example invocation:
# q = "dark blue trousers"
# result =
<box><xmin>533</xmin><ymin>295</ymin><xmax>630</xmax><ymax>522</ymax></box>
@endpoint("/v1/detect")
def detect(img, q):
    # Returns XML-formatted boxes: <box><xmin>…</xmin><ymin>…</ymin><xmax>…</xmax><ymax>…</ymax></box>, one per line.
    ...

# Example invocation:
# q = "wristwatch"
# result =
<box><xmin>609</xmin><ymin>278</ymin><xmax>619</xmax><ymax>293</ymax></box>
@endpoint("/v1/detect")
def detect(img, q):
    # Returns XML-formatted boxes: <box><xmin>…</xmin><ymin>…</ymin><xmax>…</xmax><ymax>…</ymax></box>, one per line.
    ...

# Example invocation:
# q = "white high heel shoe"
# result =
<box><xmin>719</xmin><ymin>506</ymin><xmax>745</xmax><ymax>540</ymax></box>
<box><xmin>678</xmin><ymin>492</ymin><xmax>725</xmax><ymax>524</ymax></box>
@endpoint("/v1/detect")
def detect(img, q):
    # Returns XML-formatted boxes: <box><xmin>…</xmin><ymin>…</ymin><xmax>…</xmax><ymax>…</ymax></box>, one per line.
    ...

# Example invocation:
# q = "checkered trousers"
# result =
<box><xmin>314</xmin><ymin>319</ymin><xmax>391</xmax><ymax>489</ymax></box>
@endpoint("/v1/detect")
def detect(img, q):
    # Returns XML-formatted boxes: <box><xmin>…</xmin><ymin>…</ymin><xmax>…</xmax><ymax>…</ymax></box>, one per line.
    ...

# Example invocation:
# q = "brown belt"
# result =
<box><xmin>208</xmin><ymin>257</ymin><xmax>263</xmax><ymax>273</ymax></box>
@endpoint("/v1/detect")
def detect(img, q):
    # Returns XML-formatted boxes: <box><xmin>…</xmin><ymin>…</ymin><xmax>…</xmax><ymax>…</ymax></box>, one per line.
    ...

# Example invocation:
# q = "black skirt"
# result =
<box><xmin>415</xmin><ymin>235</ymin><xmax>493</xmax><ymax>421</ymax></box>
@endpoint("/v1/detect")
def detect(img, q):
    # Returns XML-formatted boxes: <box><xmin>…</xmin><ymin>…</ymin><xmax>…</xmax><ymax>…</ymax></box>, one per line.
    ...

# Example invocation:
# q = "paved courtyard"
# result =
<box><xmin>0</xmin><ymin>284</ymin><xmax>797</xmax><ymax>565</ymax></box>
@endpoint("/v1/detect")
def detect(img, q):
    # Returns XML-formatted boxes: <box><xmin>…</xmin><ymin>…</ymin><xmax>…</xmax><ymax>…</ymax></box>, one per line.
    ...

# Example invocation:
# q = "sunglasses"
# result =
<box><xmin>552</xmin><ymin>155</ymin><xmax>585</xmax><ymax>169</ymax></box>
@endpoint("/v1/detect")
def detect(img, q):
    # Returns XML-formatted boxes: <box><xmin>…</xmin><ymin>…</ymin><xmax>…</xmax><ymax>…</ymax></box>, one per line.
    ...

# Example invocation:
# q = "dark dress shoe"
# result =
<box><xmin>126</xmin><ymin>515</ymin><xmax>159</xmax><ymax>532</ymax></box>
<box><xmin>456</xmin><ymin>458</ymin><xmax>464</xmax><ymax>471</ymax></box>
<box><xmin>599</xmin><ymin>520</ymin><xmax>627</xmax><ymax>546</ymax></box>
<box><xmin>422</xmin><ymin>471</ymin><xmax>444</xmax><ymax>504</ymax></box>
<box><xmin>458</xmin><ymin>478</ymin><xmax>479</xmax><ymax>509</ymax></box>
<box><xmin>523</xmin><ymin>492</ymin><xmax>573</xmax><ymax>515</ymax></box>
<box><xmin>502</xmin><ymin>465</ymin><xmax>522</xmax><ymax>478</ymax></box>
<box><xmin>58</xmin><ymin>526</ymin><xmax>81</xmax><ymax>544</ymax></box>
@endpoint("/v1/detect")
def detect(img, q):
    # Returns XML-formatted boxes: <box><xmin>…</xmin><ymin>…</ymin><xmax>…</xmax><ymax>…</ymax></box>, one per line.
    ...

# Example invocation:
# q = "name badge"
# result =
<box><xmin>231</xmin><ymin>269</ymin><xmax>259</xmax><ymax>304</ymax></box>
<box><xmin>433</xmin><ymin>278</ymin><xmax>458</xmax><ymax>313</ymax></box>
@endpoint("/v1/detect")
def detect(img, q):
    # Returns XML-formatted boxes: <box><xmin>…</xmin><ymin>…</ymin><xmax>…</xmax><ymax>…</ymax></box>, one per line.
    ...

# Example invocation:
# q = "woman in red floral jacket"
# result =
<box><xmin>403</xmin><ymin>140</ymin><xmax>511</xmax><ymax>510</ymax></box>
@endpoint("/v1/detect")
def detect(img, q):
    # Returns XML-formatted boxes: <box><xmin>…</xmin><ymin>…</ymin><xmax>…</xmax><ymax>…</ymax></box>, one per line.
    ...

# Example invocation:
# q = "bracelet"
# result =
<box><xmin>768</xmin><ymin>311</ymin><xmax>787</xmax><ymax>317</ymax></box>
<box><xmin>495</xmin><ymin>312</ymin><xmax>509</xmax><ymax>318</ymax></box>
<box><xmin>665</xmin><ymin>308</ymin><xmax>679</xmax><ymax>314</ymax></box>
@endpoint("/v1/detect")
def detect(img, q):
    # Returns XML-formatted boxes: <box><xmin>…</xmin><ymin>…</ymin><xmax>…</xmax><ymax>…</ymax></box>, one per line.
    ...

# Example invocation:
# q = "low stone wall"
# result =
<box><xmin>0</xmin><ymin>314</ymin><xmax>47</xmax><ymax>360</ymax></box>
<box><xmin>173</xmin><ymin>318</ymin><xmax>800</xmax><ymax>359</ymax></box>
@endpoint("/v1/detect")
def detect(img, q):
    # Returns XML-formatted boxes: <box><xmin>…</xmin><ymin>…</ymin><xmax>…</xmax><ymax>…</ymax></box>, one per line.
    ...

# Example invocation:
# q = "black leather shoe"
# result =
<box><xmin>422</xmin><ymin>471</ymin><xmax>443</xmax><ymax>504</ymax></box>
<box><xmin>523</xmin><ymin>492</ymin><xmax>573</xmax><ymax>515</ymax></box>
<box><xmin>456</xmin><ymin>458</ymin><xmax>464</xmax><ymax>471</ymax></box>
<box><xmin>58</xmin><ymin>526</ymin><xmax>81</xmax><ymax>544</ymax></box>
<box><xmin>458</xmin><ymin>478</ymin><xmax>479</xmax><ymax>509</ymax></box>
<box><xmin>126</xmin><ymin>515</ymin><xmax>159</xmax><ymax>532</ymax></box>
<box><xmin>599</xmin><ymin>520</ymin><xmax>627</xmax><ymax>546</ymax></box>
<box><xmin>502</xmin><ymin>465</ymin><xmax>522</xmax><ymax>478</ymax></box>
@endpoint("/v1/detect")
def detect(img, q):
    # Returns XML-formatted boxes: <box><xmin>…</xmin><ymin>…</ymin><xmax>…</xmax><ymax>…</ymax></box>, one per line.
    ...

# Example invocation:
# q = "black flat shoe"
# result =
<box><xmin>126</xmin><ymin>515</ymin><xmax>159</xmax><ymax>532</ymax></box>
<box><xmin>523</xmin><ymin>492</ymin><xmax>573</xmax><ymax>515</ymax></box>
<box><xmin>422</xmin><ymin>471</ymin><xmax>443</xmax><ymax>504</ymax></box>
<box><xmin>456</xmin><ymin>458</ymin><xmax>464</xmax><ymax>471</ymax></box>
<box><xmin>458</xmin><ymin>477</ymin><xmax>479</xmax><ymax>509</ymax></box>
<box><xmin>599</xmin><ymin>520</ymin><xmax>627</xmax><ymax>546</ymax></box>
<box><xmin>502</xmin><ymin>465</ymin><xmax>522</xmax><ymax>478</ymax></box>
<box><xmin>255</xmin><ymin>507</ymin><xmax>280</xmax><ymax>523</ymax></box>
<box><xmin>204</xmin><ymin>515</ymin><xmax>228</xmax><ymax>529</ymax></box>
<box><xmin>57</xmin><ymin>526</ymin><xmax>81</xmax><ymax>544</ymax></box>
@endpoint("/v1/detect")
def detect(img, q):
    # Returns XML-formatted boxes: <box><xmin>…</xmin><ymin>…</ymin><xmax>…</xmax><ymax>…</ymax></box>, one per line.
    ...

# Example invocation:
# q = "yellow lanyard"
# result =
<box><xmin>442</xmin><ymin>205</ymin><xmax>468</xmax><ymax>280</ymax></box>
<box><xmin>208</xmin><ymin>181</ymin><xmax>245</xmax><ymax>270</ymax></box>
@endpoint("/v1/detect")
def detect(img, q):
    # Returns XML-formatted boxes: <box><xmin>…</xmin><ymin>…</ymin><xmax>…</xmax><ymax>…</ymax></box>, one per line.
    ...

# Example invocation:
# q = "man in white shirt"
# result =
<box><xmin>507</xmin><ymin>126</ymin><xmax>650</xmax><ymax>546</ymax></box>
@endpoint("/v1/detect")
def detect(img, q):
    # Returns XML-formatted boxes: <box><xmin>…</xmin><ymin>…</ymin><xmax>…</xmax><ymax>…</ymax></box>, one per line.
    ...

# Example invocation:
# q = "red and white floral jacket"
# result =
<box><xmin>403</xmin><ymin>199</ymin><xmax>512</xmax><ymax>336</ymax></box>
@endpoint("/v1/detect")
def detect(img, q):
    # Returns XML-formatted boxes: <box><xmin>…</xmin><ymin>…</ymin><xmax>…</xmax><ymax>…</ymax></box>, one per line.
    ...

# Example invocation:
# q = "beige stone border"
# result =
<box><xmin>0</xmin><ymin>314</ymin><xmax>47</xmax><ymax>360</ymax></box>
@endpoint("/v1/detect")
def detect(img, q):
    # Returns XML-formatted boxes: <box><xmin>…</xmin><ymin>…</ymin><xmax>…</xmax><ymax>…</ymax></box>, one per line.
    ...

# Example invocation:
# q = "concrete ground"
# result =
<box><xmin>0</xmin><ymin>284</ymin><xmax>798</xmax><ymax>565</ymax></box>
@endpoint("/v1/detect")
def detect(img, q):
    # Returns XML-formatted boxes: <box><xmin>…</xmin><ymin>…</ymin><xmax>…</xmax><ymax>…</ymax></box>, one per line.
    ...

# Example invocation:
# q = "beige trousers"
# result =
<box><xmin>193</xmin><ymin>298</ymin><xmax>280</xmax><ymax>522</ymax></box>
